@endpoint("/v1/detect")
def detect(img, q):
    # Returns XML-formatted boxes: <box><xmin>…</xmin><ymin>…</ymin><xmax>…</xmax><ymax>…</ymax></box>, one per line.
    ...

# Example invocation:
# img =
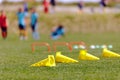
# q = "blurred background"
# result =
<box><xmin>0</xmin><ymin>0</ymin><xmax>120</xmax><ymax>34</ymax></box>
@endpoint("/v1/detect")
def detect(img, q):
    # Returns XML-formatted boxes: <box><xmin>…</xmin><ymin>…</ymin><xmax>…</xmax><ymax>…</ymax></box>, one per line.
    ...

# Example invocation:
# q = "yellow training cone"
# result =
<box><xmin>102</xmin><ymin>48</ymin><xmax>120</xmax><ymax>58</ymax></box>
<box><xmin>31</xmin><ymin>55</ymin><xmax>56</xmax><ymax>67</ymax></box>
<box><xmin>56</xmin><ymin>52</ymin><xmax>78</xmax><ymax>63</ymax></box>
<box><xmin>79</xmin><ymin>50</ymin><xmax>100</xmax><ymax>60</ymax></box>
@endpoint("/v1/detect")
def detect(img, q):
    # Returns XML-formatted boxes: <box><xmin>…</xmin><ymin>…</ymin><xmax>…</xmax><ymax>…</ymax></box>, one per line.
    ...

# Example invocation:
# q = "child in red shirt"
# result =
<box><xmin>0</xmin><ymin>10</ymin><xmax>8</xmax><ymax>39</ymax></box>
<box><xmin>43</xmin><ymin>0</ymin><xmax>49</xmax><ymax>13</ymax></box>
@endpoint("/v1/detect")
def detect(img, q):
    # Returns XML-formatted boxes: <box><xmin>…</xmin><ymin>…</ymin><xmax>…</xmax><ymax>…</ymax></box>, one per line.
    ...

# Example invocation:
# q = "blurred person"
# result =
<box><xmin>43</xmin><ymin>0</ymin><xmax>50</xmax><ymax>14</ymax></box>
<box><xmin>24</xmin><ymin>1</ymin><xmax>28</xmax><ymax>13</ymax></box>
<box><xmin>51</xmin><ymin>24</ymin><xmax>65</xmax><ymax>40</ymax></box>
<box><xmin>90</xmin><ymin>7</ymin><xmax>95</xmax><ymax>13</ymax></box>
<box><xmin>78</xmin><ymin>1</ymin><xmax>84</xmax><ymax>14</ymax></box>
<box><xmin>30</xmin><ymin>8</ymin><xmax>40</xmax><ymax>40</ymax></box>
<box><xmin>50</xmin><ymin>0</ymin><xmax>56</xmax><ymax>13</ymax></box>
<box><xmin>100</xmin><ymin>0</ymin><xmax>108</xmax><ymax>12</ymax></box>
<box><xmin>17</xmin><ymin>8</ymin><xmax>28</xmax><ymax>40</ymax></box>
<box><xmin>0</xmin><ymin>10</ymin><xmax>8</xmax><ymax>39</ymax></box>
<box><xmin>23</xmin><ymin>1</ymin><xmax>29</xmax><ymax>17</ymax></box>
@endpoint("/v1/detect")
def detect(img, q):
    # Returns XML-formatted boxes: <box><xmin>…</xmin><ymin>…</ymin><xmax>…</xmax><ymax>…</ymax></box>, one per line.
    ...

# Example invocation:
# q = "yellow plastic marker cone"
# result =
<box><xmin>56</xmin><ymin>52</ymin><xmax>78</xmax><ymax>63</ymax></box>
<box><xmin>102</xmin><ymin>48</ymin><xmax>120</xmax><ymax>58</ymax></box>
<box><xmin>31</xmin><ymin>55</ymin><xmax>56</xmax><ymax>67</ymax></box>
<box><xmin>79</xmin><ymin>50</ymin><xmax>100</xmax><ymax>60</ymax></box>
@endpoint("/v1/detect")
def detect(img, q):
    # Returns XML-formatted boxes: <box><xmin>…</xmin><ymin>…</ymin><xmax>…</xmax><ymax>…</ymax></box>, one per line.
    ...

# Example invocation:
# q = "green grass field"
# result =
<box><xmin>0</xmin><ymin>12</ymin><xmax>120</xmax><ymax>80</ymax></box>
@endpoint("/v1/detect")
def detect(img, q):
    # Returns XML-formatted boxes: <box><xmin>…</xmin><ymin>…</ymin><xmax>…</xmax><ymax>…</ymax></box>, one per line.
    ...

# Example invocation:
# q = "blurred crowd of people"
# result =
<box><xmin>41</xmin><ymin>0</ymin><xmax>108</xmax><ymax>14</ymax></box>
<box><xmin>0</xmin><ymin>0</ymin><xmax>109</xmax><ymax>40</ymax></box>
<box><xmin>78</xmin><ymin>0</ymin><xmax>108</xmax><ymax>13</ymax></box>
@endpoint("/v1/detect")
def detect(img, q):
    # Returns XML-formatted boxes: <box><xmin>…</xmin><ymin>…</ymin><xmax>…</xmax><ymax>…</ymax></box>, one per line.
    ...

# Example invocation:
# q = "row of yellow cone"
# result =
<box><xmin>31</xmin><ymin>48</ymin><xmax>120</xmax><ymax>67</ymax></box>
<box><xmin>31</xmin><ymin>52</ymin><xmax>78</xmax><ymax>67</ymax></box>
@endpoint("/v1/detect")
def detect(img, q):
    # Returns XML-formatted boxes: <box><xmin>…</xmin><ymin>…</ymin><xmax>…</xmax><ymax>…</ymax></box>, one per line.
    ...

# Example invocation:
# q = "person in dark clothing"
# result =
<box><xmin>50</xmin><ymin>0</ymin><xmax>56</xmax><ymax>6</ymax></box>
<box><xmin>50</xmin><ymin>0</ymin><xmax>56</xmax><ymax>13</ymax></box>
<box><xmin>78</xmin><ymin>1</ymin><xmax>84</xmax><ymax>13</ymax></box>
<box><xmin>100</xmin><ymin>0</ymin><xmax>107</xmax><ymax>7</ymax></box>
<box><xmin>100</xmin><ymin>0</ymin><xmax>108</xmax><ymax>12</ymax></box>
<box><xmin>24</xmin><ymin>1</ymin><xmax>28</xmax><ymax>13</ymax></box>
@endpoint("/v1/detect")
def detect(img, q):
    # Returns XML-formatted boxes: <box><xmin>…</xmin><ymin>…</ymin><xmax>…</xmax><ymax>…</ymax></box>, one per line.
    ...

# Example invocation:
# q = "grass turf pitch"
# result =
<box><xmin>0</xmin><ymin>32</ymin><xmax>120</xmax><ymax>80</ymax></box>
